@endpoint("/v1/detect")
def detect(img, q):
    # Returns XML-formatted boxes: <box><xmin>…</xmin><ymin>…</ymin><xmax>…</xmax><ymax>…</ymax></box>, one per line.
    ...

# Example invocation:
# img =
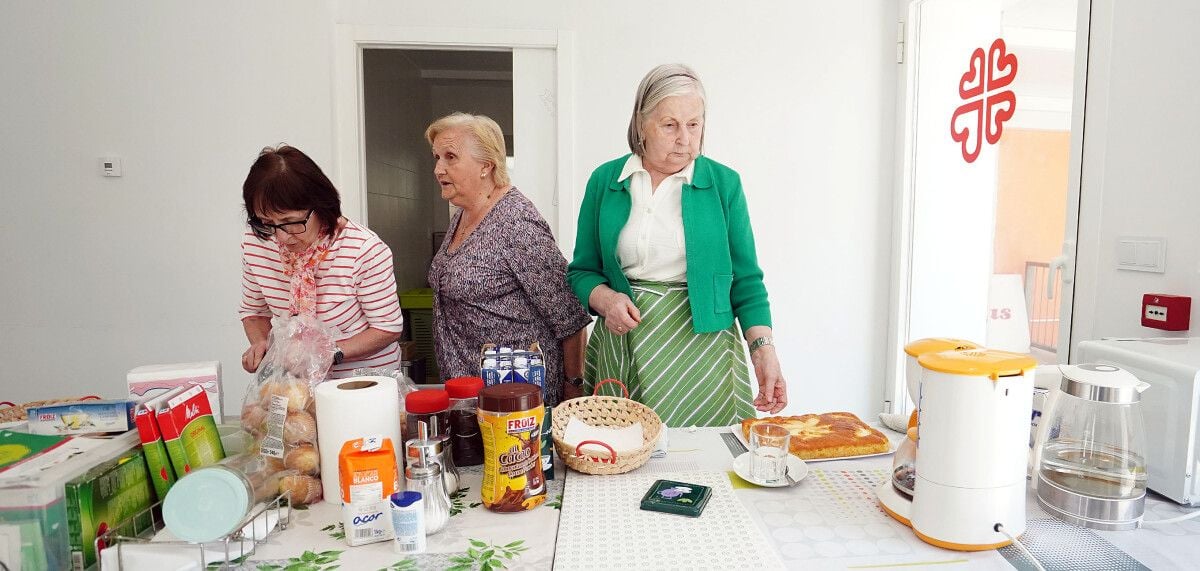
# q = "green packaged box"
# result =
<box><xmin>155</xmin><ymin>385</ymin><xmax>225</xmax><ymax>477</ymax></box>
<box><xmin>65</xmin><ymin>448</ymin><xmax>155</xmax><ymax>570</ymax></box>
<box><xmin>639</xmin><ymin>479</ymin><xmax>712</xmax><ymax>517</ymax></box>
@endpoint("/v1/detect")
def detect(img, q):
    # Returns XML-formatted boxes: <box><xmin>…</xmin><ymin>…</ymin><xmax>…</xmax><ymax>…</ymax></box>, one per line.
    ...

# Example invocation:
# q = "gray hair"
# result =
<box><xmin>626</xmin><ymin>64</ymin><xmax>707</xmax><ymax>155</ymax></box>
<box><xmin>425</xmin><ymin>112</ymin><xmax>511</xmax><ymax>188</ymax></box>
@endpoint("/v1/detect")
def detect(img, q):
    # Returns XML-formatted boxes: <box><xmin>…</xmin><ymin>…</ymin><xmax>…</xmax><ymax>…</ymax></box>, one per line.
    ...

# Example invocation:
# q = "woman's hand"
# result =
<box><xmin>242</xmin><ymin>339</ymin><xmax>269</xmax><ymax>373</ymax></box>
<box><xmin>589</xmin><ymin>286</ymin><xmax>641</xmax><ymax>336</ymax></box>
<box><xmin>241</xmin><ymin>316</ymin><xmax>272</xmax><ymax>373</ymax></box>
<box><xmin>750</xmin><ymin>344</ymin><xmax>787</xmax><ymax>414</ymax></box>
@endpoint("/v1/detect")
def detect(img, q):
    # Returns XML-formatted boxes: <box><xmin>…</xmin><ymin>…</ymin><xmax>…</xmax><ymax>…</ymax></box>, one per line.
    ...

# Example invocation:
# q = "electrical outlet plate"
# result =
<box><xmin>1116</xmin><ymin>237</ymin><xmax>1165</xmax><ymax>273</ymax></box>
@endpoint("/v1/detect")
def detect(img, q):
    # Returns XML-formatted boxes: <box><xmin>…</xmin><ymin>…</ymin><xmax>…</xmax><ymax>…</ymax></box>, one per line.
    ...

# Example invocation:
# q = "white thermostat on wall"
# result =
<box><xmin>101</xmin><ymin>156</ymin><xmax>123</xmax><ymax>177</ymax></box>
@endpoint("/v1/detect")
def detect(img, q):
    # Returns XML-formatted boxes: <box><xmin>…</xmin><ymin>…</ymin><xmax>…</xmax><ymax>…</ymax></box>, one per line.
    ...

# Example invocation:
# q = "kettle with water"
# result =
<box><xmin>1034</xmin><ymin>363</ymin><xmax>1150</xmax><ymax>530</ymax></box>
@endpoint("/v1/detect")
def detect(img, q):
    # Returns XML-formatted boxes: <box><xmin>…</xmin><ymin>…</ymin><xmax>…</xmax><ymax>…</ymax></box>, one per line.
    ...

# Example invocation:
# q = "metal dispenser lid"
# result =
<box><xmin>1058</xmin><ymin>363</ymin><xmax>1148</xmax><ymax>404</ymax></box>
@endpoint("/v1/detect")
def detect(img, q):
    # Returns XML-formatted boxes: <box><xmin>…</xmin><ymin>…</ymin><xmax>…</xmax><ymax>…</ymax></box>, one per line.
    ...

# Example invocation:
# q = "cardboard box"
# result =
<box><xmin>127</xmin><ymin>361</ymin><xmax>223</xmax><ymax>423</ymax></box>
<box><xmin>65</xmin><ymin>448</ymin><xmax>154</xmax><ymax>570</ymax></box>
<box><xmin>133</xmin><ymin>387</ymin><xmax>187</xmax><ymax>502</ymax></box>
<box><xmin>154</xmin><ymin>386</ymin><xmax>225</xmax><ymax>477</ymax></box>
<box><xmin>26</xmin><ymin>400</ymin><xmax>137</xmax><ymax>436</ymax></box>
<box><xmin>479</xmin><ymin>342</ymin><xmax>546</xmax><ymax>391</ymax></box>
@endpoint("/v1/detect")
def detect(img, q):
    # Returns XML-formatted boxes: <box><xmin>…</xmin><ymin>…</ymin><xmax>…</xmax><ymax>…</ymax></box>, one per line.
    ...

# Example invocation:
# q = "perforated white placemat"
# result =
<box><xmin>555</xmin><ymin>470</ymin><xmax>784</xmax><ymax>570</ymax></box>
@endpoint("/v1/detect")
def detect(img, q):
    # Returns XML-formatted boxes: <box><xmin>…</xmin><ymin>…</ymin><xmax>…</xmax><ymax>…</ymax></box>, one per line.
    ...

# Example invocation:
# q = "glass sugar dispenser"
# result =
<box><xmin>405</xmin><ymin>421</ymin><xmax>451</xmax><ymax>535</ymax></box>
<box><xmin>1034</xmin><ymin>363</ymin><xmax>1150</xmax><ymax>530</ymax></box>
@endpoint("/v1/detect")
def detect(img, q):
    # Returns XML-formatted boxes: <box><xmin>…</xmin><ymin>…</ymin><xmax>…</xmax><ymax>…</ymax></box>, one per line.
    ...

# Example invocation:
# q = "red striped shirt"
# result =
<box><xmin>239</xmin><ymin>221</ymin><xmax>402</xmax><ymax>378</ymax></box>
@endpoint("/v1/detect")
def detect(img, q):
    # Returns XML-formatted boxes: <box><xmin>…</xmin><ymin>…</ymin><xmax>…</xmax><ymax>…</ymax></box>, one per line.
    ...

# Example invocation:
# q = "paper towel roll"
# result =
<box><xmin>314</xmin><ymin>376</ymin><xmax>402</xmax><ymax>504</ymax></box>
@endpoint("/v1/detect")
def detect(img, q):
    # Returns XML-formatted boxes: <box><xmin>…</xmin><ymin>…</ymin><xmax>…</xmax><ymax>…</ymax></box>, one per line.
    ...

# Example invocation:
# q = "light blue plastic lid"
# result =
<box><xmin>163</xmin><ymin>467</ymin><xmax>252</xmax><ymax>543</ymax></box>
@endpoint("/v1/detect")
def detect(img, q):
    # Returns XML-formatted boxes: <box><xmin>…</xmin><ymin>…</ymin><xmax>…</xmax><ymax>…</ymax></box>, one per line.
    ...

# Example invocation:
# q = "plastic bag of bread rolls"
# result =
<box><xmin>240</xmin><ymin>314</ymin><xmax>336</xmax><ymax>505</ymax></box>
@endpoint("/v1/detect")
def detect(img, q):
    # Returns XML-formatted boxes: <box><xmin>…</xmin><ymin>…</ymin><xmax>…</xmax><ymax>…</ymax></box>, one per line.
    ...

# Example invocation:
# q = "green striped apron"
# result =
<box><xmin>583</xmin><ymin>280</ymin><xmax>755</xmax><ymax>427</ymax></box>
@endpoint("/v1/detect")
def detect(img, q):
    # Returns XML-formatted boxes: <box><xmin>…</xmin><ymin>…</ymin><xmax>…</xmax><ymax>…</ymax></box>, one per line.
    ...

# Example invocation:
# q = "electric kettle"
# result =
<box><xmin>1035</xmin><ymin>363</ymin><xmax>1149</xmax><ymax>530</ymax></box>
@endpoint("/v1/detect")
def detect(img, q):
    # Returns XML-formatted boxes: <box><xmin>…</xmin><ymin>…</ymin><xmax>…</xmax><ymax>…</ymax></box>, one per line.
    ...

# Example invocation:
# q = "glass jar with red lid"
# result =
<box><xmin>404</xmin><ymin>389</ymin><xmax>449</xmax><ymax>444</ymax></box>
<box><xmin>445</xmin><ymin>377</ymin><xmax>485</xmax><ymax>466</ymax></box>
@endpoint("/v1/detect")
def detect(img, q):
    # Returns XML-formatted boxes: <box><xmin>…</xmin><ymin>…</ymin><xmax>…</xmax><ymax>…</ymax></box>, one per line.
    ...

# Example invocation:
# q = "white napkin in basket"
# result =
<box><xmin>563</xmin><ymin>417</ymin><xmax>644</xmax><ymax>456</ymax></box>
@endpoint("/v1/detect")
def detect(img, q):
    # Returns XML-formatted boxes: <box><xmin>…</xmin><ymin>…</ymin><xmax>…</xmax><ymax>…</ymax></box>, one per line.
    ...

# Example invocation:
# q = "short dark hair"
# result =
<box><xmin>242</xmin><ymin>145</ymin><xmax>342</xmax><ymax>240</ymax></box>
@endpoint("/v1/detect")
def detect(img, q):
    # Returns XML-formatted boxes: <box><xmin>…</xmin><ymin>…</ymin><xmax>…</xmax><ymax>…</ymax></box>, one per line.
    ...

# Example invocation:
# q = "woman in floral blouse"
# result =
<box><xmin>426</xmin><ymin>113</ymin><xmax>591</xmax><ymax>406</ymax></box>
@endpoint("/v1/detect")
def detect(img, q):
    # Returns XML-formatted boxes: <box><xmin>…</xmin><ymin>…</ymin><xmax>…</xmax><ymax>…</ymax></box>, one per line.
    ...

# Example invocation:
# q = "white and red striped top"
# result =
<box><xmin>239</xmin><ymin>220</ymin><xmax>403</xmax><ymax>378</ymax></box>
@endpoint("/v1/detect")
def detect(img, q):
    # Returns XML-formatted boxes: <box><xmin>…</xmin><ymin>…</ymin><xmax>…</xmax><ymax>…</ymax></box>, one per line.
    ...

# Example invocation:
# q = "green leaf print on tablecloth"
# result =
<box><xmin>447</xmin><ymin>539</ymin><xmax>530</xmax><ymax>571</ymax></box>
<box><xmin>377</xmin><ymin>558</ymin><xmax>418</xmax><ymax>570</ymax></box>
<box><xmin>546</xmin><ymin>494</ymin><xmax>562</xmax><ymax>510</ymax></box>
<box><xmin>450</xmin><ymin>486</ymin><xmax>472</xmax><ymax>516</ymax></box>
<box><xmin>255</xmin><ymin>549</ymin><xmax>343</xmax><ymax>571</ymax></box>
<box><xmin>321</xmin><ymin>522</ymin><xmax>346</xmax><ymax>540</ymax></box>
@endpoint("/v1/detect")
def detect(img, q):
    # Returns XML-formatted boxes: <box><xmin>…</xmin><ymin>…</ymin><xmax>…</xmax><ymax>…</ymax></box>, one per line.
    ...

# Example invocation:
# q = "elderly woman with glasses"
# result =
<box><xmin>567</xmin><ymin>64</ymin><xmax>787</xmax><ymax>427</ymax></box>
<box><xmin>238</xmin><ymin>145</ymin><xmax>403</xmax><ymax>378</ymax></box>
<box><xmin>426</xmin><ymin>113</ymin><xmax>591</xmax><ymax>406</ymax></box>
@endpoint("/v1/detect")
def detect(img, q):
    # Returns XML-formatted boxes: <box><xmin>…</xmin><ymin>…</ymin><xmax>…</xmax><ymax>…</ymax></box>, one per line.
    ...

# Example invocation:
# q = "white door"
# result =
<box><xmin>887</xmin><ymin>0</ymin><xmax>1088</xmax><ymax>412</ymax></box>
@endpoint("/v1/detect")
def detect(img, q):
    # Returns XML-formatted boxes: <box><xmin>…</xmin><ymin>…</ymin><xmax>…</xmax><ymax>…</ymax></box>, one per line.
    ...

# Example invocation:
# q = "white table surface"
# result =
<box><xmin>640</xmin><ymin>426</ymin><xmax>1200</xmax><ymax>570</ymax></box>
<box><xmin>114</xmin><ymin>427</ymin><xmax>1200</xmax><ymax>570</ymax></box>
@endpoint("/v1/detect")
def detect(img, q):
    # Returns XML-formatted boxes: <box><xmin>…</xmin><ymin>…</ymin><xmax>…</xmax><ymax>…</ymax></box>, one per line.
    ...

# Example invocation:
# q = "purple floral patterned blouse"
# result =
<box><xmin>429</xmin><ymin>188</ymin><xmax>592</xmax><ymax>406</ymax></box>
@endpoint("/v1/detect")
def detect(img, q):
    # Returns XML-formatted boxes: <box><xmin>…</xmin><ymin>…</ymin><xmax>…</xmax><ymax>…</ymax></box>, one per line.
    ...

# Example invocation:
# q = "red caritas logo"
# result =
<box><xmin>506</xmin><ymin>415</ymin><xmax>538</xmax><ymax>434</ymax></box>
<box><xmin>951</xmin><ymin>38</ymin><xmax>1018</xmax><ymax>163</ymax></box>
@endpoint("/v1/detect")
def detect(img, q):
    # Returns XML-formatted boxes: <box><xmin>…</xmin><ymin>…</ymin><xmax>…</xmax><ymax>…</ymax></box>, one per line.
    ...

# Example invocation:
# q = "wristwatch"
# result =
<box><xmin>333</xmin><ymin>346</ymin><xmax>344</xmax><ymax>365</ymax></box>
<box><xmin>566</xmin><ymin>376</ymin><xmax>585</xmax><ymax>388</ymax></box>
<box><xmin>748</xmin><ymin>336</ymin><xmax>774</xmax><ymax>354</ymax></box>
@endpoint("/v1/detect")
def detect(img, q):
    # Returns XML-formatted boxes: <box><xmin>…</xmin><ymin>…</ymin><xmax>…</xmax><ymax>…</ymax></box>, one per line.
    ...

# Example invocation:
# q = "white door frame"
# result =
<box><xmin>332</xmin><ymin>25</ymin><xmax>576</xmax><ymax>241</ymax></box>
<box><xmin>883</xmin><ymin>0</ymin><xmax>1093</xmax><ymax>412</ymax></box>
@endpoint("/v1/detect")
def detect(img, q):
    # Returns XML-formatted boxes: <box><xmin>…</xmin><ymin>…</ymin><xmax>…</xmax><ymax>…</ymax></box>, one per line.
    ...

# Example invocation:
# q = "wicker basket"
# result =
<box><xmin>551</xmin><ymin>379</ymin><xmax>662</xmax><ymax>475</ymax></box>
<box><xmin>0</xmin><ymin>395</ymin><xmax>102</xmax><ymax>424</ymax></box>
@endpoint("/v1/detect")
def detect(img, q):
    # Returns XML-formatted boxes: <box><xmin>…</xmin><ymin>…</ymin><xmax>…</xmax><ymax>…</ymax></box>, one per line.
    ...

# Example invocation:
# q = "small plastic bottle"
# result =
<box><xmin>390</xmin><ymin>491</ymin><xmax>426</xmax><ymax>554</ymax></box>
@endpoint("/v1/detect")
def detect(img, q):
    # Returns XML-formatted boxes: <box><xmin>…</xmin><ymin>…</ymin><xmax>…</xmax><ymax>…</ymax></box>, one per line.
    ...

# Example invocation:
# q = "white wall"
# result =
<box><xmin>0</xmin><ymin>1</ymin><xmax>334</xmax><ymax>417</ymax></box>
<box><xmin>1</xmin><ymin>0</ymin><xmax>898</xmax><ymax>420</ymax></box>
<box><xmin>1071</xmin><ymin>0</ymin><xmax>1200</xmax><ymax>349</ymax></box>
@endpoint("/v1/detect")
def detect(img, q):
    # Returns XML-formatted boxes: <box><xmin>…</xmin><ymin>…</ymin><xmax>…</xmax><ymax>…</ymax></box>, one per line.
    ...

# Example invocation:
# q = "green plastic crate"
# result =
<box><xmin>399</xmin><ymin>288</ymin><xmax>433</xmax><ymax>309</ymax></box>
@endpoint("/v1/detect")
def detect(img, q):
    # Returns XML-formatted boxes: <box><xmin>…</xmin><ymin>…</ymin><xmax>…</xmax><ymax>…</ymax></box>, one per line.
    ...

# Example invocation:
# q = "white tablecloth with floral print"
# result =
<box><xmin>113</xmin><ymin>428</ymin><xmax>1200</xmax><ymax>570</ymax></box>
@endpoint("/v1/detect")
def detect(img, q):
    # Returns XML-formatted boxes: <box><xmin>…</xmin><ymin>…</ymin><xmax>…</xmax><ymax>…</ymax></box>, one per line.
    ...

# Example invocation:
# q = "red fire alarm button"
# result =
<box><xmin>1142</xmin><ymin>293</ymin><xmax>1191</xmax><ymax>331</ymax></box>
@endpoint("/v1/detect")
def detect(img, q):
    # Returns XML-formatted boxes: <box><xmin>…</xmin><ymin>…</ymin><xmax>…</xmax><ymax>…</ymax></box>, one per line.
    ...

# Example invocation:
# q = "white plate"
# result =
<box><xmin>732</xmin><ymin>451</ymin><xmax>809</xmax><ymax>487</ymax></box>
<box><xmin>727</xmin><ymin>425</ymin><xmax>896</xmax><ymax>462</ymax></box>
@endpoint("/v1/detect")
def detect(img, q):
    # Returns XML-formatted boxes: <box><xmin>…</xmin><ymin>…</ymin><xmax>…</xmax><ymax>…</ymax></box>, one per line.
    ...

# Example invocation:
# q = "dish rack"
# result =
<box><xmin>97</xmin><ymin>492</ymin><xmax>291</xmax><ymax>570</ymax></box>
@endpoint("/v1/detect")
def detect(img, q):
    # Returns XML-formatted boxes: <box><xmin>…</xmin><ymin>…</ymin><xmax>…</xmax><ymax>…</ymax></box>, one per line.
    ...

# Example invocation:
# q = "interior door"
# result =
<box><xmin>888</xmin><ymin>0</ymin><xmax>1087</xmax><ymax>412</ymax></box>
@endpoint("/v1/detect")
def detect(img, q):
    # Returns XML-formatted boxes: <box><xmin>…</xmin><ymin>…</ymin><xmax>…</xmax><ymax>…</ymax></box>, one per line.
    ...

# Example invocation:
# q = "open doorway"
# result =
<box><xmin>362</xmin><ymin>48</ymin><xmax>513</xmax><ymax>293</ymax></box>
<box><xmin>887</xmin><ymin>0</ymin><xmax>1087</xmax><ymax>411</ymax></box>
<box><xmin>361</xmin><ymin>48</ymin><xmax>514</xmax><ymax>382</ymax></box>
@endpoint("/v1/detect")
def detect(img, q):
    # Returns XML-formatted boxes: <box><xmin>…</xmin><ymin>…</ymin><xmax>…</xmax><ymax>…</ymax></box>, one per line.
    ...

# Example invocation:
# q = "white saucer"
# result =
<box><xmin>732</xmin><ymin>452</ymin><xmax>809</xmax><ymax>487</ymax></box>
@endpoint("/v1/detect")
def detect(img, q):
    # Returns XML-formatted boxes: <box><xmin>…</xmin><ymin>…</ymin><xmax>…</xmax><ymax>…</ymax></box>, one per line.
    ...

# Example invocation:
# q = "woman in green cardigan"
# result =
<box><xmin>567</xmin><ymin>64</ymin><xmax>787</xmax><ymax>427</ymax></box>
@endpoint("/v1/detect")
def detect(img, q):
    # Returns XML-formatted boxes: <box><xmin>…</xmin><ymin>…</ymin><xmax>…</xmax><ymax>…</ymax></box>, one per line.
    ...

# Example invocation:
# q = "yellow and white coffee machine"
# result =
<box><xmin>877</xmin><ymin>348</ymin><xmax>1037</xmax><ymax>550</ymax></box>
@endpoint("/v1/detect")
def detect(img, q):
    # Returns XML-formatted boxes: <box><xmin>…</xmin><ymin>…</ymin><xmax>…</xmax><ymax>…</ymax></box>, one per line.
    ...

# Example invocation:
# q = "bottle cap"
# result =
<box><xmin>391</xmin><ymin>491</ymin><xmax>422</xmax><ymax>508</ymax></box>
<box><xmin>479</xmin><ymin>383</ymin><xmax>542</xmax><ymax>413</ymax></box>
<box><xmin>445</xmin><ymin>377</ymin><xmax>485</xmax><ymax>399</ymax></box>
<box><xmin>406</xmin><ymin>389</ymin><xmax>450</xmax><ymax>413</ymax></box>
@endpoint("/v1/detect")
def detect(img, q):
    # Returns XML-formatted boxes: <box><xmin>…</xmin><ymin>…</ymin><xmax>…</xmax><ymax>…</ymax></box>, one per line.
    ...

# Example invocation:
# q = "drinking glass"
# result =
<box><xmin>750</xmin><ymin>423</ymin><xmax>791</xmax><ymax>483</ymax></box>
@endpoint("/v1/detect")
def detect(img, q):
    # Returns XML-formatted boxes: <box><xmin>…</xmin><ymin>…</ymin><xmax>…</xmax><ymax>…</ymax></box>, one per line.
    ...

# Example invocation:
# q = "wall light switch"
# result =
<box><xmin>1116</xmin><ymin>237</ymin><xmax>1165</xmax><ymax>273</ymax></box>
<box><xmin>101</xmin><ymin>157</ymin><xmax>122</xmax><ymax>177</ymax></box>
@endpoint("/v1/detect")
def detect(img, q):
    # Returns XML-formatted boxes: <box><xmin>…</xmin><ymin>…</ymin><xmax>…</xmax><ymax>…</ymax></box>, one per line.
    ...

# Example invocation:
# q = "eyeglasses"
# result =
<box><xmin>249</xmin><ymin>210</ymin><xmax>313</xmax><ymax>238</ymax></box>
